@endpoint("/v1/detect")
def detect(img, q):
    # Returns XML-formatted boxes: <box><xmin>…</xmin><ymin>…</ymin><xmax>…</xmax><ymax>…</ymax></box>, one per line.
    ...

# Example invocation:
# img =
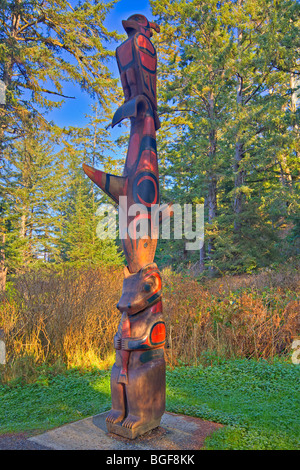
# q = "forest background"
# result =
<box><xmin>0</xmin><ymin>0</ymin><xmax>299</xmax><ymax>370</ymax></box>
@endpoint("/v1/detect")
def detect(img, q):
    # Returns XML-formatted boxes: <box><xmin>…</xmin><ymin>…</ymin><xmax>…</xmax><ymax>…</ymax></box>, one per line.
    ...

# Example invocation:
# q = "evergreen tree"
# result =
<box><xmin>57</xmin><ymin>105</ymin><xmax>123</xmax><ymax>267</ymax></box>
<box><xmin>0</xmin><ymin>0</ymin><xmax>122</xmax><ymax>288</ymax></box>
<box><xmin>151</xmin><ymin>0</ymin><xmax>300</xmax><ymax>273</ymax></box>
<box><xmin>0</xmin><ymin>130</ymin><xmax>68</xmax><ymax>274</ymax></box>
<box><xmin>0</xmin><ymin>0</ymin><xmax>121</xmax><ymax>144</ymax></box>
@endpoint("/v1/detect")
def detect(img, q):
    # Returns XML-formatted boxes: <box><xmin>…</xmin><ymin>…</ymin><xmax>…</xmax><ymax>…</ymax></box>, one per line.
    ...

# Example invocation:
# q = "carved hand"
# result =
<box><xmin>114</xmin><ymin>334</ymin><xmax>121</xmax><ymax>350</ymax></box>
<box><xmin>121</xmin><ymin>335</ymin><xmax>150</xmax><ymax>351</ymax></box>
<box><xmin>121</xmin><ymin>337</ymin><xmax>130</xmax><ymax>350</ymax></box>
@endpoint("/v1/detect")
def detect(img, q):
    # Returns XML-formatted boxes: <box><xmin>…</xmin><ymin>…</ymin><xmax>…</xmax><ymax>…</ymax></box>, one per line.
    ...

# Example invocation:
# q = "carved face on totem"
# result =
<box><xmin>122</xmin><ymin>14</ymin><xmax>160</xmax><ymax>39</ymax></box>
<box><xmin>117</xmin><ymin>263</ymin><xmax>162</xmax><ymax>315</ymax></box>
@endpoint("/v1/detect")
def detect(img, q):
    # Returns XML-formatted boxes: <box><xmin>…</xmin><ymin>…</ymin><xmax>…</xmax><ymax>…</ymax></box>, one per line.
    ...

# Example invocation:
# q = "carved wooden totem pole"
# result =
<box><xmin>83</xmin><ymin>14</ymin><xmax>165</xmax><ymax>439</ymax></box>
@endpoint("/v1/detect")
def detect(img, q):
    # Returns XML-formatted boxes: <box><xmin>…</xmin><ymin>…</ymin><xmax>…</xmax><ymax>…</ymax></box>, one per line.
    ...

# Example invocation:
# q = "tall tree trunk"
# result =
<box><xmin>1</xmin><ymin>0</ymin><xmax>20</xmax><ymax>139</ymax></box>
<box><xmin>199</xmin><ymin>243</ymin><xmax>205</xmax><ymax>272</ymax></box>
<box><xmin>207</xmin><ymin>89</ymin><xmax>218</xmax><ymax>271</ymax></box>
<box><xmin>0</xmin><ymin>233</ymin><xmax>7</xmax><ymax>292</ymax></box>
<box><xmin>91</xmin><ymin>104</ymin><xmax>98</xmax><ymax>247</ymax></box>
<box><xmin>233</xmin><ymin>137</ymin><xmax>245</xmax><ymax>233</ymax></box>
<box><xmin>199</xmin><ymin>197</ymin><xmax>207</xmax><ymax>273</ymax></box>
<box><xmin>291</xmin><ymin>70</ymin><xmax>299</xmax><ymax>162</ymax></box>
<box><xmin>0</xmin><ymin>3</ymin><xmax>21</xmax><ymax>282</ymax></box>
<box><xmin>278</xmin><ymin>154</ymin><xmax>293</xmax><ymax>189</ymax></box>
<box><xmin>291</xmin><ymin>72</ymin><xmax>299</xmax><ymax>115</ymax></box>
<box><xmin>233</xmin><ymin>12</ymin><xmax>245</xmax><ymax>235</ymax></box>
<box><xmin>207</xmin><ymin>175</ymin><xmax>217</xmax><ymax>260</ymax></box>
<box><xmin>20</xmin><ymin>211</ymin><xmax>27</xmax><ymax>269</ymax></box>
<box><xmin>277</xmin><ymin>73</ymin><xmax>297</xmax><ymax>195</ymax></box>
<box><xmin>20</xmin><ymin>212</ymin><xmax>26</xmax><ymax>239</ymax></box>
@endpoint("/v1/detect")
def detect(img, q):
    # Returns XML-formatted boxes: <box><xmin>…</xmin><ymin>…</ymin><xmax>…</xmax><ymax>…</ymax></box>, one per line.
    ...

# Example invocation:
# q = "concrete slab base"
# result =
<box><xmin>28</xmin><ymin>411</ymin><xmax>222</xmax><ymax>450</ymax></box>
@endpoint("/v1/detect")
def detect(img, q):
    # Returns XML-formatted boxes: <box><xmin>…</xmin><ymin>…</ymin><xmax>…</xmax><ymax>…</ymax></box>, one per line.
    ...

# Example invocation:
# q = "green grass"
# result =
<box><xmin>0</xmin><ymin>358</ymin><xmax>299</xmax><ymax>449</ymax></box>
<box><xmin>0</xmin><ymin>367</ymin><xmax>112</xmax><ymax>433</ymax></box>
<box><xmin>166</xmin><ymin>358</ymin><xmax>300</xmax><ymax>450</ymax></box>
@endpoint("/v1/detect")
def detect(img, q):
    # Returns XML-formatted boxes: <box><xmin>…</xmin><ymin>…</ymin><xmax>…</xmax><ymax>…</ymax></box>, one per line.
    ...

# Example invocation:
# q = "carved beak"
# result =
<box><xmin>149</xmin><ymin>22</ymin><xmax>160</xmax><ymax>33</ymax></box>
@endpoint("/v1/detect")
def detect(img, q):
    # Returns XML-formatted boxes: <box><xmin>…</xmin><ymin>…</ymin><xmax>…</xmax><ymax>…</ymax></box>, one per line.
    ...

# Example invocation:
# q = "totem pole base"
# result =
<box><xmin>28</xmin><ymin>411</ymin><xmax>223</xmax><ymax>450</ymax></box>
<box><xmin>106</xmin><ymin>417</ymin><xmax>162</xmax><ymax>440</ymax></box>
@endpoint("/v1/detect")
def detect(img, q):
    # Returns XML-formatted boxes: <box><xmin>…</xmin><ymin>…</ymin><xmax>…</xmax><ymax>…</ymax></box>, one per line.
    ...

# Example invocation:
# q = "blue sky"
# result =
<box><xmin>48</xmin><ymin>0</ymin><xmax>153</xmax><ymax>130</ymax></box>
<box><xmin>107</xmin><ymin>0</ymin><xmax>151</xmax><ymax>28</ymax></box>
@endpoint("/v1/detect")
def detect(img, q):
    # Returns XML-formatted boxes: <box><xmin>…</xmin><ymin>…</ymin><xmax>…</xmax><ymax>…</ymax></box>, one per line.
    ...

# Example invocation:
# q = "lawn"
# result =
<box><xmin>0</xmin><ymin>358</ymin><xmax>299</xmax><ymax>450</ymax></box>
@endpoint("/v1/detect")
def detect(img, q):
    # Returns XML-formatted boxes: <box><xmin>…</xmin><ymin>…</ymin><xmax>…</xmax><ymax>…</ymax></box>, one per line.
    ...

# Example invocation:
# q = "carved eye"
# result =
<box><xmin>144</xmin><ymin>283</ymin><xmax>151</xmax><ymax>292</ymax></box>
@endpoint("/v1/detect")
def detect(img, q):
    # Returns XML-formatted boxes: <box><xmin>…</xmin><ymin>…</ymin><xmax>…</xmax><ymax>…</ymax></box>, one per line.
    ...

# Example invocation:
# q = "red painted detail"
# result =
<box><xmin>150</xmin><ymin>322</ymin><xmax>166</xmax><ymax>345</ymax></box>
<box><xmin>140</xmin><ymin>52</ymin><xmax>156</xmax><ymax>72</ymax></box>
<box><xmin>137</xmin><ymin>149</ymin><xmax>153</xmax><ymax>172</ymax></box>
<box><xmin>147</xmin><ymin>162</ymin><xmax>155</xmax><ymax>172</ymax></box>
<box><xmin>121</xmin><ymin>314</ymin><xmax>131</xmax><ymax>338</ymax></box>
<box><xmin>137</xmin><ymin>35</ymin><xmax>155</xmax><ymax>55</ymax></box>
<box><xmin>119</xmin><ymin>312</ymin><xmax>131</xmax><ymax>384</ymax></box>
<box><xmin>126</xmin><ymin>133</ymin><xmax>140</xmax><ymax>170</ymax></box>
<box><xmin>150</xmin><ymin>150</ymin><xmax>159</xmax><ymax>174</ymax></box>
<box><xmin>140</xmin><ymin>336</ymin><xmax>151</xmax><ymax>347</ymax></box>
<box><xmin>150</xmin><ymin>300</ymin><xmax>162</xmax><ymax>314</ymax></box>
<box><xmin>86</xmin><ymin>167</ymin><xmax>104</xmax><ymax>188</ymax></box>
<box><xmin>144</xmin><ymin>270</ymin><xmax>162</xmax><ymax>296</ymax></box>
<box><xmin>143</xmin><ymin>116</ymin><xmax>155</xmax><ymax>137</ymax></box>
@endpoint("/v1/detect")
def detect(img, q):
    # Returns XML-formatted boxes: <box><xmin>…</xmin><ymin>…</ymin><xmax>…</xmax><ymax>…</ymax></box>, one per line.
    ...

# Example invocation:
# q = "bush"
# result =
<box><xmin>0</xmin><ymin>266</ymin><xmax>123</xmax><ymax>375</ymax></box>
<box><xmin>0</xmin><ymin>262</ymin><xmax>299</xmax><ymax>380</ymax></box>
<box><xmin>163</xmin><ymin>265</ymin><xmax>299</xmax><ymax>364</ymax></box>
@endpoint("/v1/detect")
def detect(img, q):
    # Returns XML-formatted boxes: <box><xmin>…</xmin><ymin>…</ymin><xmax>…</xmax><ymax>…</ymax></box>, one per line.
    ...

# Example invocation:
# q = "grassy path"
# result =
<box><xmin>0</xmin><ymin>358</ymin><xmax>299</xmax><ymax>450</ymax></box>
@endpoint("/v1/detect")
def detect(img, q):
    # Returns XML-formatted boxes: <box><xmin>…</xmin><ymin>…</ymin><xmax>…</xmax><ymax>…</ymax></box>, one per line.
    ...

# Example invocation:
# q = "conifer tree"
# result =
<box><xmin>152</xmin><ymin>0</ymin><xmax>237</xmax><ymax>270</ymax></box>
<box><xmin>0</xmin><ymin>0</ymin><xmax>122</xmax><ymax>288</ymax></box>
<box><xmin>57</xmin><ymin>105</ymin><xmax>123</xmax><ymax>267</ymax></box>
<box><xmin>0</xmin><ymin>0</ymin><xmax>120</xmax><ymax>144</ymax></box>
<box><xmin>151</xmin><ymin>0</ymin><xmax>300</xmax><ymax>273</ymax></box>
<box><xmin>0</xmin><ymin>130</ymin><xmax>69</xmax><ymax>273</ymax></box>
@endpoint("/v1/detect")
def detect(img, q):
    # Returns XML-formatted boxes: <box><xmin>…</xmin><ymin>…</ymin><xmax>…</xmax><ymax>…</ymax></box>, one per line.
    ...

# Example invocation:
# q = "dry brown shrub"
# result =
<box><xmin>0</xmin><ymin>264</ymin><xmax>299</xmax><ymax>370</ymax></box>
<box><xmin>162</xmin><ymin>267</ymin><xmax>300</xmax><ymax>364</ymax></box>
<box><xmin>0</xmin><ymin>266</ymin><xmax>123</xmax><ymax>368</ymax></box>
<box><xmin>204</xmin><ymin>263</ymin><xmax>300</xmax><ymax>295</ymax></box>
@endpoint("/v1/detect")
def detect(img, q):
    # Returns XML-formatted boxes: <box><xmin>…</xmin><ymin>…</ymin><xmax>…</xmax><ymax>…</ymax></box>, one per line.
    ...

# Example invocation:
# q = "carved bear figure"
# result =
<box><xmin>106</xmin><ymin>263</ymin><xmax>166</xmax><ymax>438</ymax></box>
